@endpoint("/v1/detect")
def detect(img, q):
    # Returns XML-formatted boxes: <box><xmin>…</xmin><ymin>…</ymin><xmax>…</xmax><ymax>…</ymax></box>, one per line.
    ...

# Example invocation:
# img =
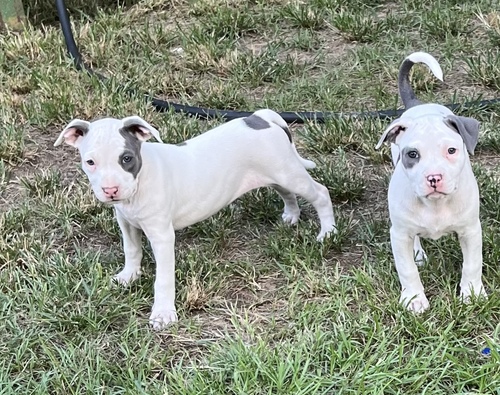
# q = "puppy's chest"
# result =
<box><xmin>409</xmin><ymin>205</ymin><xmax>464</xmax><ymax>240</ymax></box>
<box><xmin>417</xmin><ymin>226</ymin><xmax>455</xmax><ymax>240</ymax></box>
<box><xmin>115</xmin><ymin>204</ymin><xmax>145</xmax><ymax>228</ymax></box>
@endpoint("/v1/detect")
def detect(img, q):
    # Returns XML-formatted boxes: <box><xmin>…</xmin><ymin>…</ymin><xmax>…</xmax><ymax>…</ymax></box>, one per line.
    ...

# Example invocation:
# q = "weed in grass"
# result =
<box><xmin>299</xmin><ymin>117</ymin><xmax>354</xmax><ymax>154</ymax></box>
<box><xmin>299</xmin><ymin>117</ymin><xmax>391</xmax><ymax>163</ymax></box>
<box><xmin>418</xmin><ymin>4</ymin><xmax>471</xmax><ymax>39</ymax></box>
<box><xmin>476</xmin><ymin>120</ymin><xmax>500</xmax><ymax>153</ymax></box>
<box><xmin>20</xmin><ymin>169</ymin><xmax>61</xmax><ymax>198</ymax></box>
<box><xmin>230</xmin><ymin>45</ymin><xmax>312</xmax><ymax>87</ymax></box>
<box><xmin>311</xmin><ymin>149</ymin><xmax>366</xmax><ymax>203</ymax></box>
<box><xmin>0</xmin><ymin>206</ymin><xmax>29</xmax><ymax>237</ymax></box>
<box><xmin>181</xmin><ymin>206</ymin><xmax>239</xmax><ymax>254</ymax></box>
<box><xmin>0</xmin><ymin>206</ymin><xmax>30</xmax><ymax>265</ymax></box>
<box><xmin>477</xmin><ymin>10</ymin><xmax>500</xmax><ymax>46</ymax></box>
<box><xmin>356</xmin><ymin>214</ymin><xmax>390</xmax><ymax>248</ymax></box>
<box><xmin>0</xmin><ymin>124</ymin><xmax>24</xmax><ymax>163</ymax></box>
<box><xmin>466</xmin><ymin>50</ymin><xmax>500</xmax><ymax>90</ymax></box>
<box><xmin>287</xmin><ymin>29</ymin><xmax>322</xmax><ymax>51</ymax></box>
<box><xmin>0</xmin><ymin>160</ymin><xmax>9</xmax><ymax>191</ymax></box>
<box><xmin>179</xmin><ymin>25</ymin><xmax>238</xmax><ymax>73</ymax></box>
<box><xmin>263</xmin><ymin>72</ymin><xmax>349</xmax><ymax>112</ymax></box>
<box><xmin>280</xmin><ymin>1</ymin><xmax>326</xmax><ymax>30</ymax></box>
<box><xmin>235</xmin><ymin>188</ymin><xmax>287</xmax><ymax>226</ymax></box>
<box><xmin>197</xmin><ymin>5</ymin><xmax>258</xmax><ymax>40</ymax></box>
<box><xmin>474</xmin><ymin>163</ymin><xmax>500</xmax><ymax>223</ymax></box>
<box><xmin>194</xmin><ymin>82</ymin><xmax>249</xmax><ymax>110</ymax></box>
<box><xmin>347</xmin><ymin>45</ymin><xmax>400</xmax><ymax>80</ymax></box>
<box><xmin>332</xmin><ymin>9</ymin><xmax>386</xmax><ymax>43</ymax></box>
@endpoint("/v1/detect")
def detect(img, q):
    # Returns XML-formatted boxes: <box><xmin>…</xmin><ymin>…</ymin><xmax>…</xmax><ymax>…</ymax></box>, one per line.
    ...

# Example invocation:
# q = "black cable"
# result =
<box><xmin>55</xmin><ymin>0</ymin><xmax>500</xmax><ymax>123</ymax></box>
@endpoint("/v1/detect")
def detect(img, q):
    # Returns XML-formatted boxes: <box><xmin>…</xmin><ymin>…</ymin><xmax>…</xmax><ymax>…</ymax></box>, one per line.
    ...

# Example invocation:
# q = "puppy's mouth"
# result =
<box><xmin>105</xmin><ymin>199</ymin><xmax>121</xmax><ymax>204</ymax></box>
<box><xmin>98</xmin><ymin>196</ymin><xmax>123</xmax><ymax>204</ymax></box>
<box><xmin>424</xmin><ymin>184</ymin><xmax>457</xmax><ymax>199</ymax></box>
<box><xmin>425</xmin><ymin>191</ymin><xmax>447</xmax><ymax>199</ymax></box>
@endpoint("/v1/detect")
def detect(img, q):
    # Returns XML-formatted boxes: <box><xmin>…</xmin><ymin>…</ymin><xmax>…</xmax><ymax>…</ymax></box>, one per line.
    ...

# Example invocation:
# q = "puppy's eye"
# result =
<box><xmin>86</xmin><ymin>159</ymin><xmax>95</xmax><ymax>166</ymax></box>
<box><xmin>407</xmin><ymin>150</ymin><xmax>419</xmax><ymax>159</ymax></box>
<box><xmin>122</xmin><ymin>156</ymin><xmax>133</xmax><ymax>164</ymax></box>
<box><xmin>448</xmin><ymin>148</ymin><xmax>457</xmax><ymax>155</ymax></box>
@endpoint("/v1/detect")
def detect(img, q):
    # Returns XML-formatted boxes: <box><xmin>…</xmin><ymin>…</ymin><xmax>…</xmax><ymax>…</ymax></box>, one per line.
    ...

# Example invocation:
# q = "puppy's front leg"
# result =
<box><xmin>458</xmin><ymin>220</ymin><xmax>486</xmax><ymax>301</ymax></box>
<box><xmin>390</xmin><ymin>227</ymin><xmax>429</xmax><ymax>313</ymax></box>
<box><xmin>145</xmin><ymin>222</ymin><xmax>178</xmax><ymax>329</ymax></box>
<box><xmin>113</xmin><ymin>210</ymin><xmax>143</xmax><ymax>285</ymax></box>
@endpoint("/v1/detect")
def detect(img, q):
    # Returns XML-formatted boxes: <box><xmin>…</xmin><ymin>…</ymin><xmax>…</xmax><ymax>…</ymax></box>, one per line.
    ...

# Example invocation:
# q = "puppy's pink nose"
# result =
<box><xmin>426</xmin><ymin>174</ymin><xmax>442</xmax><ymax>188</ymax></box>
<box><xmin>102</xmin><ymin>186</ymin><xmax>119</xmax><ymax>198</ymax></box>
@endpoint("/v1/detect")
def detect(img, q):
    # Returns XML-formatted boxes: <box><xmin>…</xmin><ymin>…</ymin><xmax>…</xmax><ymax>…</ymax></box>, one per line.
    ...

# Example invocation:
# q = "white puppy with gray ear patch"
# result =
<box><xmin>54</xmin><ymin>109</ymin><xmax>336</xmax><ymax>329</ymax></box>
<box><xmin>375</xmin><ymin>52</ymin><xmax>486</xmax><ymax>313</ymax></box>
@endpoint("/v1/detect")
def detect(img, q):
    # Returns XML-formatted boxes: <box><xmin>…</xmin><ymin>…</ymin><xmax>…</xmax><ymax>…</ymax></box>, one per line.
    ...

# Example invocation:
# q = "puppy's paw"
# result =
<box><xmin>113</xmin><ymin>268</ymin><xmax>142</xmax><ymax>286</ymax></box>
<box><xmin>149</xmin><ymin>309</ymin><xmax>178</xmax><ymax>330</ymax></box>
<box><xmin>316</xmin><ymin>225</ymin><xmax>338</xmax><ymax>242</ymax></box>
<box><xmin>460</xmin><ymin>282</ymin><xmax>487</xmax><ymax>303</ymax></box>
<box><xmin>400</xmin><ymin>291</ymin><xmax>429</xmax><ymax>313</ymax></box>
<box><xmin>282</xmin><ymin>210</ymin><xmax>300</xmax><ymax>225</ymax></box>
<box><xmin>414</xmin><ymin>248</ymin><xmax>427</xmax><ymax>267</ymax></box>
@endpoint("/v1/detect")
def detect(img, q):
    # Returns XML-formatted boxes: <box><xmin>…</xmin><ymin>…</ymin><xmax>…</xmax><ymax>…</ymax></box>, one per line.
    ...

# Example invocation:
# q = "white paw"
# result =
<box><xmin>400</xmin><ymin>291</ymin><xmax>430</xmax><ymax>313</ymax></box>
<box><xmin>316</xmin><ymin>225</ymin><xmax>338</xmax><ymax>242</ymax></box>
<box><xmin>113</xmin><ymin>268</ymin><xmax>142</xmax><ymax>286</ymax></box>
<box><xmin>460</xmin><ymin>282</ymin><xmax>487</xmax><ymax>303</ymax></box>
<box><xmin>149</xmin><ymin>309</ymin><xmax>178</xmax><ymax>330</ymax></box>
<box><xmin>414</xmin><ymin>248</ymin><xmax>427</xmax><ymax>267</ymax></box>
<box><xmin>282</xmin><ymin>210</ymin><xmax>300</xmax><ymax>225</ymax></box>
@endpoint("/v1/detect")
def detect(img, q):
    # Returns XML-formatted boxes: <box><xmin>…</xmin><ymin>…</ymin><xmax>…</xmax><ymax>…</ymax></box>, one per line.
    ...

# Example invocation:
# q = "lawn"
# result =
<box><xmin>1</xmin><ymin>0</ymin><xmax>500</xmax><ymax>393</ymax></box>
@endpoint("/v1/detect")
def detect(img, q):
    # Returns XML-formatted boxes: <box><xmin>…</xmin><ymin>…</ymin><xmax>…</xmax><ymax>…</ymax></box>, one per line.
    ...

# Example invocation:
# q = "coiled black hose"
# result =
<box><xmin>55</xmin><ymin>0</ymin><xmax>500</xmax><ymax>123</ymax></box>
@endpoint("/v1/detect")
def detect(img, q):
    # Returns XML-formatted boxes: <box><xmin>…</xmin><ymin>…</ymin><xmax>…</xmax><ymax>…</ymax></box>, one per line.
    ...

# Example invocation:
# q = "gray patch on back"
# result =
<box><xmin>176</xmin><ymin>141</ymin><xmax>187</xmax><ymax>146</ymax></box>
<box><xmin>244</xmin><ymin>114</ymin><xmax>270</xmax><ymax>130</ymax></box>
<box><xmin>119</xmin><ymin>128</ymin><xmax>143</xmax><ymax>178</ymax></box>
<box><xmin>401</xmin><ymin>147</ymin><xmax>420</xmax><ymax>169</ymax></box>
<box><xmin>243</xmin><ymin>114</ymin><xmax>292</xmax><ymax>142</ymax></box>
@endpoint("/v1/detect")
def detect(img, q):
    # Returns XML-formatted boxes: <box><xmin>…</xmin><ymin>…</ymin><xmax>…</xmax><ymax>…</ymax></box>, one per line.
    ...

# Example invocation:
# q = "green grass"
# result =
<box><xmin>2</xmin><ymin>0</ymin><xmax>500</xmax><ymax>393</ymax></box>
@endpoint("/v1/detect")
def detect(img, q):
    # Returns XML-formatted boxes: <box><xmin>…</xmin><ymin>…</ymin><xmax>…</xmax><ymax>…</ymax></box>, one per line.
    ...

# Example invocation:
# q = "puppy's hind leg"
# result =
<box><xmin>273</xmin><ymin>185</ymin><xmax>301</xmax><ymax>225</ymax></box>
<box><xmin>274</xmin><ymin>172</ymin><xmax>336</xmax><ymax>241</ymax></box>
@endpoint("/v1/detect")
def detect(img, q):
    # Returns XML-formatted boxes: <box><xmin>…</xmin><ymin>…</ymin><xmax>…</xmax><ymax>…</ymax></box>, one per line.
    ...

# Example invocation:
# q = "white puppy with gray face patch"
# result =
<box><xmin>55</xmin><ymin>109</ymin><xmax>336</xmax><ymax>329</ymax></box>
<box><xmin>376</xmin><ymin>52</ymin><xmax>486</xmax><ymax>313</ymax></box>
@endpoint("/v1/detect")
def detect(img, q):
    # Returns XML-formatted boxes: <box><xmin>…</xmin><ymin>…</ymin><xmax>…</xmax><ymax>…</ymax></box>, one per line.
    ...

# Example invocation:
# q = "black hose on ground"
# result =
<box><xmin>55</xmin><ymin>0</ymin><xmax>500</xmax><ymax>123</ymax></box>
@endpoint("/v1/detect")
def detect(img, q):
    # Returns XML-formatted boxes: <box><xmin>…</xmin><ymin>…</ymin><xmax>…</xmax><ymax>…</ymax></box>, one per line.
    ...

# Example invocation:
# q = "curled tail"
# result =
<box><xmin>399</xmin><ymin>52</ymin><xmax>443</xmax><ymax>109</ymax></box>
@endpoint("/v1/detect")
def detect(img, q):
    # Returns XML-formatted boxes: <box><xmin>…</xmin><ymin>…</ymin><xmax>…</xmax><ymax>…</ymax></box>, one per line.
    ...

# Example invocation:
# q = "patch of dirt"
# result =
<box><xmin>1</xmin><ymin>126</ymin><xmax>81</xmax><ymax>212</ymax></box>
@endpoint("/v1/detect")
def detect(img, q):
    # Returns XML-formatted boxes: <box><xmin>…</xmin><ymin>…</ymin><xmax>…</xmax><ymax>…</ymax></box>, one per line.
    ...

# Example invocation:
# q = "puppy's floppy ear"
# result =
<box><xmin>54</xmin><ymin>119</ymin><xmax>91</xmax><ymax>147</ymax></box>
<box><xmin>375</xmin><ymin>119</ymin><xmax>409</xmax><ymax>149</ymax></box>
<box><xmin>121</xmin><ymin>116</ymin><xmax>163</xmax><ymax>143</ymax></box>
<box><xmin>444</xmin><ymin>115</ymin><xmax>480</xmax><ymax>155</ymax></box>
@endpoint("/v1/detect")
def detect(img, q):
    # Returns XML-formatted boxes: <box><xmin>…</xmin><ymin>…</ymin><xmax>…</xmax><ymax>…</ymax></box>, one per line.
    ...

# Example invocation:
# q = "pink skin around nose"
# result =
<box><xmin>102</xmin><ymin>186</ymin><xmax>119</xmax><ymax>199</ymax></box>
<box><xmin>426</xmin><ymin>174</ymin><xmax>442</xmax><ymax>189</ymax></box>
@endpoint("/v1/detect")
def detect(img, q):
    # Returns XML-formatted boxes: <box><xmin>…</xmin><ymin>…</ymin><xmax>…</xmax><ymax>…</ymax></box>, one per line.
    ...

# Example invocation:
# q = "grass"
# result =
<box><xmin>1</xmin><ymin>0</ymin><xmax>500</xmax><ymax>393</ymax></box>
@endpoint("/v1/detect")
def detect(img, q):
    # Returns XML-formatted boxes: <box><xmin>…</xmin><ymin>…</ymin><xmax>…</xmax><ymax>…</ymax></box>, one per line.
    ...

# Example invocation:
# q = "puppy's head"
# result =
<box><xmin>376</xmin><ymin>110</ymin><xmax>480</xmax><ymax>200</ymax></box>
<box><xmin>55</xmin><ymin>116</ymin><xmax>162</xmax><ymax>203</ymax></box>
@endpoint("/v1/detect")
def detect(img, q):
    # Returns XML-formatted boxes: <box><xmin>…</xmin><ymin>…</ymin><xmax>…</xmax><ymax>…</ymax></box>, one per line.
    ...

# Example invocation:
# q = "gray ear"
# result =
<box><xmin>54</xmin><ymin>119</ymin><xmax>91</xmax><ymax>147</ymax></box>
<box><xmin>121</xmin><ymin>116</ymin><xmax>163</xmax><ymax>143</ymax></box>
<box><xmin>375</xmin><ymin>118</ymin><xmax>409</xmax><ymax>149</ymax></box>
<box><xmin>444</xmin><ymin>115</ymin><xmax>480</xmax><ymax>155</ymax></box>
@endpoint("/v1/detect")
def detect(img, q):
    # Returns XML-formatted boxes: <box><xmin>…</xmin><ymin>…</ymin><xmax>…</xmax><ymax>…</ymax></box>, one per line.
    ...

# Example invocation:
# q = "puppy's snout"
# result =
<box><xmin>426</xmin><ymin>174</ymin><xmax>442</xmax><ymax>188</ymax></box>
<box><xmin>102</xmin><ymin>186</ymin><xmax>119</xmax><ymax>198</ymax></box>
